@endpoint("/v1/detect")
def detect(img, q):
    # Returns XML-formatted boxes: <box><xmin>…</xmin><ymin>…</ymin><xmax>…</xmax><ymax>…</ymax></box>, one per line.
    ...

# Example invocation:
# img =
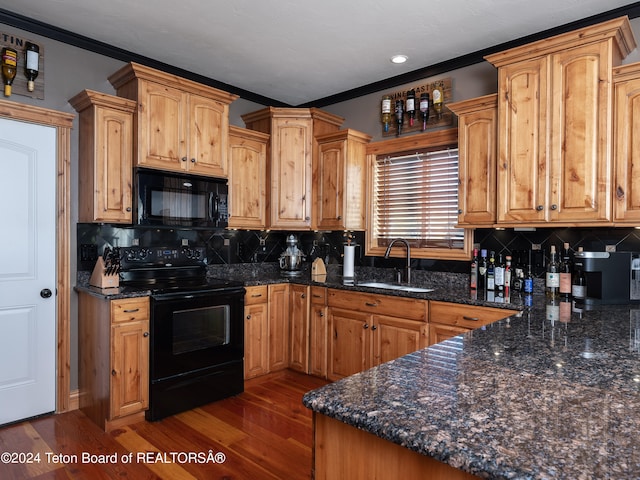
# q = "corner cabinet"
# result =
<box><xmin>242</xmin><ymin>107</ymin><xmax>344</xmax><ymax>230</ymax></box>
<box><xmin>228</xmin><ymin>126</ymin><xmax>269</xmax><ymax>229</ymax></box>
<box><xmin>448</xmin><ymin>94</ymin><xmax>497</xmax><ymax>227</ymax></box>
<box><xmin>108</xmin><ymin>62</ymin><xmax>238</xmax><ymax>177</ymax></box>
<box><xmin>613</xmin><ymin>62</ymin><xmax>640</xmax><ymax>224</ymax></box>
<box><xmin>314</xmin><ymin>129</ymin><xmax>372</xmax><ymax>231</ymax></box>
<box><xmin>69</xmin><ymin>90</ymin><xmax>136</xmax><ymax>223</ymax></box>
<box><xmin>77</xmin><ymin>293</ymin><xmax>149</xmax><ymax>431</ymax></box>
<box><xmin>485</xmin><ymin>17</ymin><xmax>636</xmax><ymax>226</ymax></box>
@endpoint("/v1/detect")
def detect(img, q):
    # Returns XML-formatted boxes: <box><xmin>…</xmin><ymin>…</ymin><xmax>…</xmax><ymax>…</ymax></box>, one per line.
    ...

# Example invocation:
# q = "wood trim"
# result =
<box><xmin>365</xmin><ymin>128</ymin><xmax>458</xmax><ymax>156</ymax></box>
<box><xmin>0</xmin><ymin>98</ymin><xmax>75</xmax><ymax>413</ymax></box>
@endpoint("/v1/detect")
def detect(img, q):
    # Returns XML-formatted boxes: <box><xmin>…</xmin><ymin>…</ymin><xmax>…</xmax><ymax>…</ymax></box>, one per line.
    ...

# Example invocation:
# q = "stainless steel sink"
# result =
<box><xmin>356</xmin><ymin>282</ymin><xmax>434</xmax><ymax>293</ymax></box>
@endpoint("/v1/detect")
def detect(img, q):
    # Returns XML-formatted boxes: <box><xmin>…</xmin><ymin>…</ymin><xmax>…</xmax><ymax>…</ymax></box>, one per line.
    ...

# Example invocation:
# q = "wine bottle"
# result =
<box><xmin>394</xmin><ymin>99</ymin><xmax>404</xmax><ymax>136</ymax></box>
<box><xmin>432</xmin><ymin>86</ymin><xmax>443</xmax><ymax>120</ymax></box>
<box><xmin>419</xmin><ymin>92</ymin><xmax>430</xmax><ymax>130</ymax></box>
<box><xmin>524</xmin><ymin>250</ymin><xmax>534</xmax><ymax>294</ymax></box>
<box><xmin>571</xmin><ymin>247</ymin><xmax>587</xmax><ymax>301</ymax></box>
<box><xmin>381</xmin><ymin>95</ymin><xmax>392</xmax><ymax>133</ymax></box>
<box><xmin>486</xmin><ymin>251</ymin><xmax>496</xmax><ymax>291</ymax></box>
<box><xmin>505</xmin><ymin>255</ymin><xmax>512</xmax><ymax>294</ymax></box>
<box><xmin>495</xmin><ymin>253</ymin><xmax>505</xmax><ymax>294</ymax></box>
<box><xmin>1</xmin><ymin>47</ymin><xmax>18</xmax><ymax>97</ymax></box>
<box><xmin>478</xmin><ymin>249</ymin><xmax>488</xmax><ymax>290</ymax></box>
<box><xmin>406</xmin><ymin>89</ymin><xmax>416</xmax><ymax>127</ymax></box>
<box><xmin>546</xmin><ymin>245</ymin><xmax>560</xmax><ymax>297</ymax></box>
<box><xmin>470</xmin><ymin>248</ymin><xmax>479</xmax><ymax>289</ymax></box>
<box><xmin>24</xmin><ymin>42</ymin><xmax>39</xmax><ymax>92</ymax></box>
<box><xmin>559</xmin><ymin>242</ymin><xmax>572</xmax><ymax>299</ymax></box>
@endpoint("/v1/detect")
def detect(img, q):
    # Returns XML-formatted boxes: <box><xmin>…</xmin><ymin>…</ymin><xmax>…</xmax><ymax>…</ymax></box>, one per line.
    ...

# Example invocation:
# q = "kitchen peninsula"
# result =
<box><xmin>303</xmin><ymin>296</ymin><xmax>640</xmax><ymax>479</ymax></box>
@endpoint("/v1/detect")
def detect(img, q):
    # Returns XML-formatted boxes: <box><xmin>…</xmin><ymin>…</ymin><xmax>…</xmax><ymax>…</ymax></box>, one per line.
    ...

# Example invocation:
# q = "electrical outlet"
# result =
<box><xmin>259</xmin><ymin>237</ymin><xmax>266</xmax><ymax>246</ymax></box>
<box><xmin>224</xmin><ymin>238</ymin><xmax>230</xmax><ymax>246</ymax></box>
<box><xmin>181</xmin><ymin>238</ymin><xmax>189</xmax><ymax>246</ymax></box>
<box><xmin>606</xmin><ymin>245</ymin><xmax>616</xmax><ymax>252</ymax></box>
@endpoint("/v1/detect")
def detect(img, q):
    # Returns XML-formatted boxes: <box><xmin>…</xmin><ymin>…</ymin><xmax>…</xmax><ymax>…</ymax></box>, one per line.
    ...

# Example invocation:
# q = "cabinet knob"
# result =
<box><xmin>536</xmin><ymin>205</ymin><xmax>544</xmax><ymax>211</ymax></box>
<box><xmin>363</xmin><ymin>323</ymin><xmax>369</xmax><ymax>329</ymax></box>
<box><xmin>318</xmin><ymin>312</ymin><xmax>324</xmax><ymax>317</ymax></box>
<box><xmin>126</xmin><ymin>207</ymin><xmax>132</xmax><ymax>212</ymax></box>
<box><xmin>111</xmin><ymin>369</ymin><xmax>117</xmax><ymax>376</ymax></box>
<box><xmin>371</xmin><ymin>325</ymin><xmax>377</xmax><ymax>331</ymax></box>
<box><xmin>550</xmin><ymin>204</ymin><xmax>557</xmax><ymax>210</ymax></box>
<box><xmin>191</xmin><ymin>158</ymin><xmax>196</xmax><ymax>163</ymax></box>
<box><xmin>301</xmin><ymin>293</ymin><xmax>306</xmax><ymax>299</ymax></box>
<box><xmin>458</xmin><ymin>209</ymin><xmax>463</xmax><ymax>214</ymax></box>
<box><xmin>143</xmin><ymin>332</ymin><xmax>149</xmax><ymax>337</ymax></box>
<box><xmin>181</xmin><ymin>157</ymin><xmax>188</xmax><ymax>162</ymax></box>
<box><xmin>305</xmin><ymin>216</ymin><xmax>310</xmax><ymax>221</ymax></box>
<box><xmin>336</xmin><ymin>215</ymin><xmax>342</xmax><ymax>220</ymax></box>
<box><xmin>246</xmin><ymin>314</ymin><xmax>251</xmax><ymax>320</ymax></box>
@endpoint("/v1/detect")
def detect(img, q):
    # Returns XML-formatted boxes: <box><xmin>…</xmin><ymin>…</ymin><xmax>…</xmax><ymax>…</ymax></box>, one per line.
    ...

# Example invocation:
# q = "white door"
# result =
<box><xmin>0</xmin><ymin>117</ymin><xmax>56</xmax><ymax>425</ymax></box>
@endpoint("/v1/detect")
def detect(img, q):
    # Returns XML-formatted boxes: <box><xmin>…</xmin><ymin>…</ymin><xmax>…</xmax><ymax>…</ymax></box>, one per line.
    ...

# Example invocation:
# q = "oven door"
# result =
<box><xmin>150</xmin><ymin>288</ymin><xmax>244</xmax><ymax>381</ymax></box>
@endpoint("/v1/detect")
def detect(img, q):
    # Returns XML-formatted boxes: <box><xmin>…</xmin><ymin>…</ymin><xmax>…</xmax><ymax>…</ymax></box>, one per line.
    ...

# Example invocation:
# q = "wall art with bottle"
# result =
<box><xmin>380</xmin><ymin>78</ymin><xmax>453</xmax><ymax>137</ymax></box>
<box><xmin>0</xmin><ymin>32</ymin><xmax>43</xmax><ymax>99</ymax></box>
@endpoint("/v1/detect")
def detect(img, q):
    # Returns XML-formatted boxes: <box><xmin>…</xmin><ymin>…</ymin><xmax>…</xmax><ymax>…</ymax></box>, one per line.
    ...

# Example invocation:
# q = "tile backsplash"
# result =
<box><xmin>77</xmin><ymin>224</ymin><xmax>640</xmax><ymax>278</ymax></box>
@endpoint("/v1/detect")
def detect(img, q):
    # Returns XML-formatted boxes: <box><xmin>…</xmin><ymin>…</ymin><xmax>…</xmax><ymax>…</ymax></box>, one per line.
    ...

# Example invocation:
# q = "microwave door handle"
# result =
<box><xmin>210</xmin><ymin>192</ymin><xmax>219</xmax><ymax>224</ymax></box>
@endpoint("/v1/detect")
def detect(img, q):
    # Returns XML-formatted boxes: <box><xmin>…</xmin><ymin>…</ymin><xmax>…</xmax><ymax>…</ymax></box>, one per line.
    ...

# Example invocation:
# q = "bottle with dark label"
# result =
<box><xmin>546</xmin><ymin>245</ymin><xmax>560</xmax><ymax>297</ymax></box>
<box><xmin>559</xmin><ymin>242</ymin><xmax>572</xmax><ymax>299</ymax></box>
<box><xmin>405</xmin><ymin>89</ymin><xmax>416</xmax><ymax>127</ymax></box>
<box><xmin>478</xmin><ymin>249</ymin><xmax>488</xmax><ymax>290</ymax></box>
<box><xmin>487</xmin><ymin>251</ymin><xmax>496</xmax><ymax>291</ymax></box>
<box><xmin>571</xmin><ymin>247</ymin><xmax>587</xmax><ymax>301</ymax></box>
<box><xmin>1</xmin><ymin>47</ymin><xmax>18</xmax><ymax>97</ymax></box>
<box><xmin>24</xmin><ymin>42</ymin><xmax>39</xmax><ymax>92</ymax></box>
<box><xmin>381</xmin><ymin>95</ymin><xmax>392</xmax><ymax>133</ymax></box>
<box><xmin>470</xmin><ymin>248</ymin><xmax>478</xmax><ymax>289</ymax></box>
<box><xmin>394</xmin><ymin>99</ymin><xmax>404</xmax><ymax>136</ymax></box>
<box><xmin>524</xmin><ymin>251</ymin><xmax>534</xmax><ymax>294</ymax></box>
<box><xmin>419</xmin><ymin>92</ymin><xmax>430</xmax><ymax>130</ymax></box>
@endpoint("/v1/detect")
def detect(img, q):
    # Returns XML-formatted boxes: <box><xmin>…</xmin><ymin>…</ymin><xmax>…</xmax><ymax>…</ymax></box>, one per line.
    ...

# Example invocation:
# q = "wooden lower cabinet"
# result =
<box><xmin>313</xmin><ymin>413</ymin><xmax>478</xmax><ymax>480</ymax></box>
<box><xmin>309</xmin><ymin>287</ymin><xmax>328</xmax><ymax>378</ymax></box>
<box><xmin>428</xmin><ymin>300</ymin><xmax>517</xmax><ymax>345</ymax></box>
<box><xmin>78</xmin><ymin>293</ymin><xmax>149</xmax><ymax>431</ymax></box>
<box><xmin>327</xmin><ymin>289</ymin><xmax>429</xmax><ymax>381</ymax></box>
<box><xmin>268</xmin><ymin>284</ymin><xmax>290</xmax><ymax>371</ymax></box>
<box><xmin>289</xmin><ymin>284</ymin><xmax>310</xmax><ymax>373</ymax></box>
<box><xmin>244</xmin><ymin>285</ymin><xmax>269</xmax><ymax>379</ymax></box>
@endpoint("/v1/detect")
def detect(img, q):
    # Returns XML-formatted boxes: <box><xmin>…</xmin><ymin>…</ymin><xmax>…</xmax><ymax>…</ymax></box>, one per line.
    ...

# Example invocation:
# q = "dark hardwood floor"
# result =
<box><xmin>0</xmin><ymin>371</ymin><xmax>329</xmax><ymax>480</ymax></box>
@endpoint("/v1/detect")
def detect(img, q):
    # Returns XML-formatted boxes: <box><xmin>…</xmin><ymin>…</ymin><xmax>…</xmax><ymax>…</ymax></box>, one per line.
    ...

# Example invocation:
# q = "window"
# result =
<box><xmin>366</xmin><ymin>129</ymin><xmax>472</xmax><ymax>260</ymax></box>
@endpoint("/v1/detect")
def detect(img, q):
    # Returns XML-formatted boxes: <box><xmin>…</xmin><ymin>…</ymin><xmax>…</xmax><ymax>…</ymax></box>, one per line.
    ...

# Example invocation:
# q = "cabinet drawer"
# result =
<box><xmin>429</xmin><ymin>301</ymin><xmax>516</xmax><ymax>328</ymax></box>
<box><xmin>328</xmin><ymin>289</ymin><xmax>427</xmax><ymax>322</ymax></box>
<box><xmin>310</xmin><ymin>286</ymin><xmax>327</xmax><ymax>305</ymax></box>
<box><xmin>245</xmin><ymin>285</ymin><xmax>268</xmax><ymax>305</ymax></box>
<box><xmin>111</xmin><ymin>297</ymin><xmax>149</xmax><ymax>323</ymax></box>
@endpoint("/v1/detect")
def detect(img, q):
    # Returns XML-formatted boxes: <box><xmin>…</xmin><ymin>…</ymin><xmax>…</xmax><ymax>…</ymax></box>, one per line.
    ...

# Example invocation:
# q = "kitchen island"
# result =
<box><xmin>303</xmin><ymin>299</ymin><xmax>640</xmax><ymax>479</ymax></box>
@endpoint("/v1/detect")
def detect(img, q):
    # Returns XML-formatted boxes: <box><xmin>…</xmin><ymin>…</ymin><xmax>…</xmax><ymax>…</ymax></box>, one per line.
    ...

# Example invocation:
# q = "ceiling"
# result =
<box><xmin>1</xmin><ymin>0</ymin><xmax>639</xmax><ymax>106</ymax></box>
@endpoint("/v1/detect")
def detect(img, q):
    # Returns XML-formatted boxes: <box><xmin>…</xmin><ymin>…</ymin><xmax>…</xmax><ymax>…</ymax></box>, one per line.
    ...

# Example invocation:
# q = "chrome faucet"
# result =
<box><xmin>384</xmin><ymin>238</ymin><xmax>411</xmax><ymax>284</ymax></box>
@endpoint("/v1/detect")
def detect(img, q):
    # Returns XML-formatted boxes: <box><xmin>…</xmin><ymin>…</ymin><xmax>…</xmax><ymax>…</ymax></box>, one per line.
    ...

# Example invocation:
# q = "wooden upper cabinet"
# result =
<box><xmin>228</xmin><ymin>126</ymin><xmax>269</xmax><ymax>229</ymax></box>
<box><xmin>242</xmin><ymin>107</ymin><xmax>343</xmax><ymax>230</ymax></box>
<box><xmin>485</xmin><ymin>16</ymin><xmax>636</xmax><ymax>226</ymax></box>
<box><xmin>108</xmin><ymin>62</ymin><xmax>237</xmax><ymax>178</ymax></box>
<box><xmin>448</xmin><ymin>94</ymin><xmax>497</xmax><ymax>226</ymax></box>
<box><xmin>613</xmin><ymin>62</ymin><xmax>640</xmax><ymax>223</ymax></box>
<box><xmin>69</xmin><ymin>89</ymin><xmax>136</xmax><ymax>223</ymax></box>
<box><xmin>315</xmin><ymin>129</ymin><xmax>371</xmax><ymax>231</ymax></box>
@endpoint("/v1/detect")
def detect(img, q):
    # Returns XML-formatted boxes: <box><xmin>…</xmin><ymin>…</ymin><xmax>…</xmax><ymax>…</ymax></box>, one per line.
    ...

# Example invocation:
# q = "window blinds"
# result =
<box><xmin>373</xmin><ymin>147</ymin><xmax>464</xmax><ymax>249</ymax></box>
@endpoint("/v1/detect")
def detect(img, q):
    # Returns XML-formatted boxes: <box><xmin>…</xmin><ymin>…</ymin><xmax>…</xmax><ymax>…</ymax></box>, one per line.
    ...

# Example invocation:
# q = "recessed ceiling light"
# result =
<box><xmin>390</xmin><ymin>54</ymin><xmax>408</xmax><ymax>64</ymax></box>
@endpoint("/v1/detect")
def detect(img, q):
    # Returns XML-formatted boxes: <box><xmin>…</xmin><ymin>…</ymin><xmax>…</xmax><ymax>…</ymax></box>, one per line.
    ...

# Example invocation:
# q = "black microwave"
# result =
<box><xmin>135</xmin><ymin>168</ymin><xmax>228</xmax><ymax>228</ymax></box>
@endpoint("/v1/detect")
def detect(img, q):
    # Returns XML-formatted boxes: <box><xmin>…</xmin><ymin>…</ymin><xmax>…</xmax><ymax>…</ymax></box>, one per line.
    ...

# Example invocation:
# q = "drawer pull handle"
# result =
<box><xmin>365</xmin><ymin>302</ymin><xmax>378</xmax><ymax>307</ymax></box>
<box><xmin>251</xmin><ymin>294</ymin><xmax>263</xmax><ymax>298</ymax></box>
<box><xmin>463</xmin><ymin>316</ymin><xmax>480</xmax><ymax>321</ymax></box>
<box><xmin>312</xmin><ymin>294</ymin><xmax>323</xmax><ymax>298</ymax></box>
<box><xmin>123</xmin><ymin>308</ymin><xmax>140</xmax><ymax>313</ymax></box>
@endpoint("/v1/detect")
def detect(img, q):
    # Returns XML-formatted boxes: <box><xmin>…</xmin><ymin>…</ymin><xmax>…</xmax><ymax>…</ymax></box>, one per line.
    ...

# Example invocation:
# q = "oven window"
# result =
<box><xmin>172</xmin><ymin>305</ymin><xmax>230</xmax><ymax>355</ymax></box>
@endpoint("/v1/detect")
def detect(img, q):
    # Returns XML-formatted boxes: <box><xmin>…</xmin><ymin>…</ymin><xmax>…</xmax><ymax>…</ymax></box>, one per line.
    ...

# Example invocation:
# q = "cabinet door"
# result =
<box><xmin>315</xmin><ymin>138</ymin><xmax>346</xmax><ymax>230</ymax></box>
<box><xmin>497</xmin><ymin>56</ymin><xmax>549</xmax><ymax>223</ymax></box>
<box><xmin>327</xmin><ymin>307</ymin><xmax>370</xmax><ymax>381</ymax></box>
<box><xmin>228</xmin><ymin>127</ymin><xmax>268</xmax><ymax>229</ymax></box>
<box><xmin>244</xmin><ymin>302</ymin><xmax>269</xmax><ymax>379</ymax></box>
<box><xmin>453</xmin><ymin>95</ymin><xmax>497</xmax><ymax>226</ymax></box>
<box><xmin>613</xmin><ymin>66</ymin><xmax>640</xmax><ymax>223</ymax></box>
<box><xmin>110</xmin><ymin>320</ymin><xmax>149</xmax><ymax>419</ymax></box>
<box><xmin>289</xmin><ymin>284</ymin><xmax>310</xmax><ymax>373</ymax></box>
<box><xmin>428</xmin><ymin>323</ymin><xmax>469</xmax><ymax>346</ymax></box>
<box><xmin>549</xmin><ymin>42</ymin><xmax>612</xmax><ymax>223</ymax></box>
<box><xmin>187</xmin><ymin>94</ymin><xmax>228</xmax><ymax>177</ymax></box>
<box><xmin>136</xmin><ymin>80</ymin><xmax>185</xmax><ymax>170</ymax></box>
<box><xmin>270</xmin><ymin>117</ymin><xmax>312</xmax><ymax>229</ymax></box>
<box><xmin>310</xmin><ymin>303</ymin><xmax>328</xmax><ymax>379</ymax></box>
<box><xmin>268</xmin><ymin>284</ymin><xmax>290</xmax><ymax>371</ymax></box>
<box><xmin>372</xmin><ymin>315</ymin><xmax>428</xmax><ymax>366</ymax></box>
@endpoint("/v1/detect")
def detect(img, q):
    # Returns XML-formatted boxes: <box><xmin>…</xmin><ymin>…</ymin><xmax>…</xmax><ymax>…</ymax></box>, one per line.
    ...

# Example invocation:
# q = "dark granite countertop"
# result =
<box><xmin>302</xmin><ymin>298</ymin><xmax>640</xmax><ymax>479</ymax></box>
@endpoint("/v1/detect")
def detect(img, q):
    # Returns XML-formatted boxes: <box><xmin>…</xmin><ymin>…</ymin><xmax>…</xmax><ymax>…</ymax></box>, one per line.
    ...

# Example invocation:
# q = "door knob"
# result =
<box><xmin>40</xmin><ymin>288</ymin><xmax>52</xmax><ymax>298</ymax></box>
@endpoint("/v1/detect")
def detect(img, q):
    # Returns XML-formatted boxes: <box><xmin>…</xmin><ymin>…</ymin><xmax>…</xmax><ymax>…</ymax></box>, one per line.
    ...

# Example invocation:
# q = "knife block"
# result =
<box><xmin>89</xmin><ymin>257</ymin><xmax>120</xmax><ymax>289</ymax></box>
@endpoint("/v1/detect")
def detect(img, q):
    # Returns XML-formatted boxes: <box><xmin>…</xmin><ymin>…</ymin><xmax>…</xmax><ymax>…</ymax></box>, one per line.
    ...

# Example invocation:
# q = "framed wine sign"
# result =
<box><xmin>381</xmin><ymin>78</ymin><xmax>452</xmax><ymax>137</ymax></box>
<box><xmin>1</xmin><ymin>32</ymin><xmax>45</xmax><ymax>100</ymax></box>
